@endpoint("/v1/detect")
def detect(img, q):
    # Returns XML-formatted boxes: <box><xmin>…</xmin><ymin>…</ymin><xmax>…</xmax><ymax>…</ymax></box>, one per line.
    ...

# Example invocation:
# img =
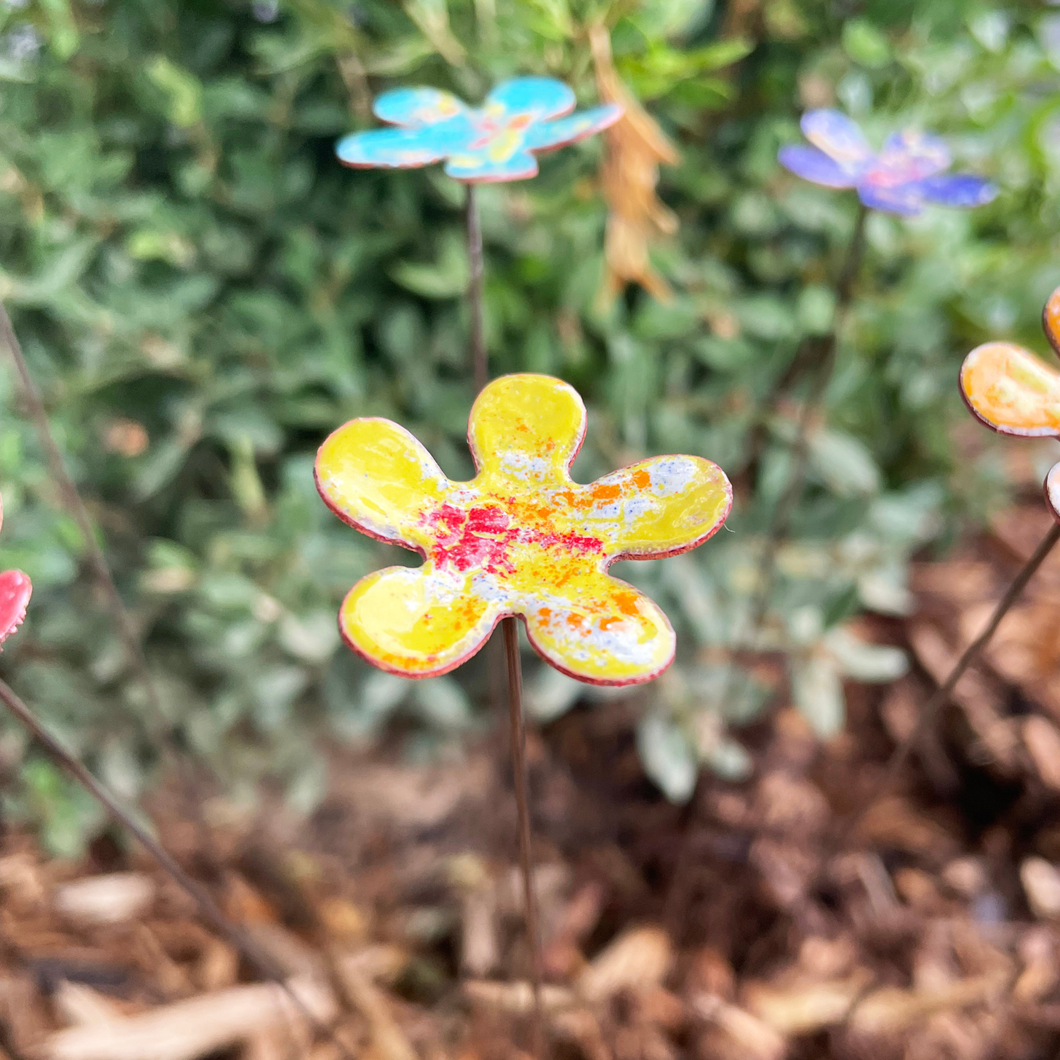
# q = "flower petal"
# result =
<box><xmin>1044</xmin><ymin>286</ymin><xmax>1060</xmax><ymax>357</ymax></box>
<box><xmin>1046</xmin><ymin>461</ymin><xmax>1060</xmax><ymax>523</ymax></box>
<box><xmin>444</xmin><ymin>149</ymin><xmax>539</xmax><ymax>183</ymax></box>
<box><xmin>468</xmin><ymin>374</ymin><xmax>586</xmax><ymax>481</ymax></box>
<box><xmin>336</xmin><ymin>126</ymin><xmax>460</xmax><ymax>169</ymax></box>
<box><xmin>316</xmin><ymin>418</ymin><xmax>452</xmax><ymax>550</ymax></box>
<box><xmin>0</xmin><ymin>570</ymin><xmax>30</xmax><ymax>645</ymax></box>
<box><xmin>522</xmin><ymin>573</ymin><xmax>674</xmax><ymax>685</ymax></box>
<box><xmin>484</xmin><ymin>77</ymin><xmax>575</xmax><ymax>122</ymax></box>
<box><xmin>576</xmin><ymin>455</ymin><xmax>732</xmax><ymax>559</ymax></box>
<box><xmin>918</xmin><ymin>172</ymin><xmax>997</xmax><ymax>208</ymax></box>
<box><xmin>801</xmin><ymin>110</ymin><xmax>872</xmax><ymax>170</ymax></box>
<box><xmin>372</xmin><ymin>87</ymin><xmax>469</xmax><ymax>127</ymax></box>
<box><xmin>877</xmin><ymin>129</ymin><xmax>951</xmax><ymax>181</ymax></box>
<box><xmin>778</xmin><ymin>145</ymin><xmax>858</xmax><ymax>189</ymax></box>
<box><xmin>339</xmin><ymin>565</ymin><xmax>500</xmax><ymax>677</ymax></box>
<box><xmin>855</xmin><ymin>178</ymin><xmax>924</xmax><ymax>215</ymax></box>
<box><xmin>524</xmin><ymin>104</ymin><xmax>623</xmax><ymax>152</ymax></box>
<box><xmin>960</xmin><ymin>342</ymin><xmax>1060</xmax><ymax>438</ymax></box>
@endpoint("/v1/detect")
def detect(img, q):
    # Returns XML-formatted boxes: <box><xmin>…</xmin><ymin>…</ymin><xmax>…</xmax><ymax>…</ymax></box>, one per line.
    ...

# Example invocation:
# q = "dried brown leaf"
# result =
<box><xmin>578</xmin><ymin>926</ymin><xmax>673</xmax><ymax>1001</ymax></box>
<box><xmin>590</xmin><ymin>25</ymin><xmax>679</xmax><ymax>304</ymax></box>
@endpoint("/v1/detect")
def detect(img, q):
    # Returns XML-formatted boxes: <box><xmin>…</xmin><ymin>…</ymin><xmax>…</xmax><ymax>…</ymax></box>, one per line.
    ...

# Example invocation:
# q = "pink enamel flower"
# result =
<box><xmin>0</xmin><ymin>495</ymin><xmax>30</xmax><ymax>644</ymax></box>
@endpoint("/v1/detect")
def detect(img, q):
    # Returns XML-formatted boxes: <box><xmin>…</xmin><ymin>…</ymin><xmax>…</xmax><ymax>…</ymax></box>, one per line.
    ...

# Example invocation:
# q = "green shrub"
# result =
<box><xmin>0</xmin><ymin>0</ymin><xmax>1055</xmax><ymax>843</ymax></box>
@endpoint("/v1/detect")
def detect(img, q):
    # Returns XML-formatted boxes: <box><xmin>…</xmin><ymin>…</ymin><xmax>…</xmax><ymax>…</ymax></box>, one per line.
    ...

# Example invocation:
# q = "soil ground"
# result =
<box><xmin>4</xmin><ymin>502</ymin><xmax>1060</xmax><ymax>1060</ymax></box>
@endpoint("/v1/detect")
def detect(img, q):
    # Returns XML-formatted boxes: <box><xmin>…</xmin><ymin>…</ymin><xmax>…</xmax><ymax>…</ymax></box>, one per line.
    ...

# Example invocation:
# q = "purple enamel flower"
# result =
<box><xmin>778</xmin><ymin>110</ymin><xmax>996</xmax><ymax>216</ymax></box>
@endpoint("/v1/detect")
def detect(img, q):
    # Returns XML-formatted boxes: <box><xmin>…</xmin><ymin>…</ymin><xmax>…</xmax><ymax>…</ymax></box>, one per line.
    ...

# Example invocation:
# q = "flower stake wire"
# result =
<box><xmin>840</xmin><ymin>285</ymin><xmax>1060</xmax><ymax>847</ymax></box>
<box><xmin>335</xmin><ymin>77</ymin><xmax>623</xmax><ymax>1054</ymax></box>
<box><xmin>736</xmin><ymin>110</ymin><xmax>995</xmax><ymax>685</ymax></box>
<box><xmin>755</xmin><ymin>109</ymin><xmax>996</xmax><ymax>605</ymax></box>
<box><xmin>666</xmin><ymin>111</ymin><xmax>998</xmax><ymax>928</ymax></box>
<box><xmin>0</xmin><ymin>493</ymin><xmax>355</xmax><ymax>1057</ymax></box>
<box><xmin>0</xmin><ymin>299</ymin><xmax>193</xmax><ymax>759</ymax></box>
<box><xmin>315</xmin><ymin>374</ymin><xmax>732</xmax><ymax>1051</ymax></box>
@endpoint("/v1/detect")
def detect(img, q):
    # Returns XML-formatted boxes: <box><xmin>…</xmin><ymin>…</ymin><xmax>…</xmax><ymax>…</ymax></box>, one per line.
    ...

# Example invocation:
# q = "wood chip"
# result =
<box><xmin>1020</xmin><ymin>858</ymin><xmax>1060</xmax><ymax>919</ymax></box>
<box><xmin>462</xmin><ymin>979</ymin><xmax>575</xmax><ymax>1015</ymax></box>
<box><xmin>42</xmin><ymin>977</ymin><xmax>335</xmax><ymax>1060</ymax></box>
<box><xmin>847</xmin><ymin>974</ymin><xmax>1006</xmax><ymax>1036</ymax></box>
<box><xmin>1014</xmin><ymin>927</ymin><xmax>1059</xmax><ymax>1003</ymax></box>
<box><xmin>578</xmin><ymin>926</ymin><xmax>672</xmax><ymax>1002</ymax></box>
<box><xmin>1023</xmin><ymin>716</ymin><xmax>1060</xmax><ymax>790</ymax></box>
<box><xmin>52</xmin><ymin>982</ymin><xmax>123</xmax><ymax>1027</ymax></box>
<box><xmin>691</xmin><ymin>993</ymin><xmax>787</xmax><ymax>1060</ymax></box>
<box><xmin>54</xmin><ymin>874</ymin><xmax>155</xmax><ymax>927</ymax></box>
<box><xmin>343</xmin><ymin>971</ymin><xmax>416</xmax><ymax>1060</ymax></box>
<box><xmin>741</xmin><ymin>971</ymin><xmax>871</xmax><ymax>1035</ymax></box>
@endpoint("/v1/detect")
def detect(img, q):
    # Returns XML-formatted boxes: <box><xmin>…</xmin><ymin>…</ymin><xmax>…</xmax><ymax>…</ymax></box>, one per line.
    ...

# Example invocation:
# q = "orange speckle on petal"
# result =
<box><xmin>632</xmin><ymin>469</ymin><xmax>651</xmax><ymax>489</ymax></box>
<box><xmin>591</xmin><ymin>483</ymin><xmax>623</xmax><ymax>502</ymax></box>
<box><xmin>612</xmin><ymin>591</ymin><xmax>641</xmax><ymax>617</ymax></box>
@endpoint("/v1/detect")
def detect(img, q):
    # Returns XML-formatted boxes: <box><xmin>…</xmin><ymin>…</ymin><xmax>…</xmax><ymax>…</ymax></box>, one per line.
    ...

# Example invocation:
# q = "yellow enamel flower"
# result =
<box><xmin>315</xmin><ymin>374</ymin><xmax>732</xmax><ymax>685</ymax></box>
<box><xmin>960</xmin><ymin>285</ymin><xmax>1060</xmax><ymax>519</ymax></box>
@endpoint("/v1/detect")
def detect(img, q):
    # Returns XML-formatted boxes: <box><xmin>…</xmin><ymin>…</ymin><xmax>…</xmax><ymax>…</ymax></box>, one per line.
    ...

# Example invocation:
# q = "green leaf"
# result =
<box><xmin>390</xmin><ymin>235</ymin><xmax>470</xmax><ymax>299</ymax></box>
<box><xmin>841</xmin><ymin>20</ymin><xmax>891</xmax><ymax>68</ymax></box>
<box><xmin>525</xmin><ymin>665</ymin><xmax>583</xmax><ymax>722</ymax></box>
<box><xmin>637</xmin><ymin>715</ymin><xmax>697</xmax><ymax>803</ymax></box>
<box><xmin>796</xmin><ymin>285</ymin><xmax>836</xmax><ymax>335</ymax></box>
<box><xmin>145</xmin><ymin>56</ymin><xmax>204</xmax><ymax>127</ymax></box>
<box><xmin>704</xmin><ymin>738</ymin><xmax>752</xmax><ymax>781</ymax></box>
<box><xmin>412</xmin><ymin>677</ymin><xmax>473</xmax><ymax>729</ymax></box>
<box><xmin>826</xmin><ymin>628</ymin><xmax>908</xmax><ymax>682</ymax></box>
<box><xmin>791</xmin><ymin>653</ymin><xmax>845</xmax><ymax>738</ymax></box>
<box><xmin>808</xmin><ymin>429</ymin><xmax>882</xmax><ymax>496</ymax></box>
<box><xmin>279</xmin><ymin>611</ymin><xmax>340</xmax><ymax>663</ymax></box>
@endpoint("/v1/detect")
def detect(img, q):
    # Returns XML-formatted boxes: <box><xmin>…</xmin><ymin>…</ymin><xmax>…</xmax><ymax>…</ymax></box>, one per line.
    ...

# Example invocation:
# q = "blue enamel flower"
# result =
<box><xmin>778</xmin><ymin>110</ymin><xmax>996</xmax><ymax>216</ymax></box>
<box><xmin>336</xmin><ymin>77</ymin><xmax>622</xmax><ymax>183</ymax></box>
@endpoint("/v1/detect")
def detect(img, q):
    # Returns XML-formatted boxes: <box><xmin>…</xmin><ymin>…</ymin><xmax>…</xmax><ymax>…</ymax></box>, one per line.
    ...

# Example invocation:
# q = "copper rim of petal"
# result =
<box><xmin>334</xmin><ymin>590</ymin><xmax>678</xmax><ymax>688</ymax></box>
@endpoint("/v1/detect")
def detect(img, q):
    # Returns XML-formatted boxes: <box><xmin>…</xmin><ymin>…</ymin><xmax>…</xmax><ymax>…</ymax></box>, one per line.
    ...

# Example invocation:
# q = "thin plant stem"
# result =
<box><xmin>0</xmin><ymin>296</ymin><xmax>219</xmax><ymax>848</ymax></box>
<box><xmin>0</xmin><ymin>677</ymin><xmax>355</xmax><ymax>1060</ymax></box>
<box><xmin>503</xmin><ymin>616</ymin><xmax>546</xmax><ymax>1060</ymax></box>
<box><xmin>0</xmin><ymin>300</ymin><xmax>169</xmax><ymax>737</ymax></box>
<box><xmin>466</xmin><ymin>184</ymin><xmax>488</xmax><ymax>392</ymax></box>
<box><xmin>839</xmin><ymin>520</ymin><xmax>1060</xmax><ymax>848</ymax></box>
<box><xmin>663</xmin><ymin>205</ymin><xmax>869</xmax><ymax>932</ymax></box>
<box><xmin>742</xmin><ymin>203</ymin><xmax>868</xmax><ymax>647</ymax></box>
<box><xmin>762</xmin><ymin>205</ymin><xmax>869</xmax><ymax>411</ymax></box>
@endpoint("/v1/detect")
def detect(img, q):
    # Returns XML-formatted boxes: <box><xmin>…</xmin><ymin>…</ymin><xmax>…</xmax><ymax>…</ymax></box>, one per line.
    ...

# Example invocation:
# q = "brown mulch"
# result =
<box><xmin>5</xmin><ymin>503</ymin><xmax>1060</xmax><ymax>1059</ymax></box>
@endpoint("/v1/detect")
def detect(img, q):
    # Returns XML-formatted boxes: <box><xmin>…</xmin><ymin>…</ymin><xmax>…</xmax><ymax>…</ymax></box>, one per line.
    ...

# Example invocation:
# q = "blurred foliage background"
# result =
<box><xmin>0</xmin><ymin>0</ymin><xmax>1057</xmax><ymax>851</ymax></box>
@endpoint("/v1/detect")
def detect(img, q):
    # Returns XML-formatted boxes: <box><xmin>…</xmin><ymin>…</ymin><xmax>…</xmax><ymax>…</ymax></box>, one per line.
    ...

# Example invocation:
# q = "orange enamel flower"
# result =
<box><xmin>315</xmin><ymin>374</ymin><xmax>732</xmax><ymax>685</ymax></box>
<box><xmin>960</xmin><ymin>285</ymin><xmax>1060</xmax><ymax>519</ymax></box>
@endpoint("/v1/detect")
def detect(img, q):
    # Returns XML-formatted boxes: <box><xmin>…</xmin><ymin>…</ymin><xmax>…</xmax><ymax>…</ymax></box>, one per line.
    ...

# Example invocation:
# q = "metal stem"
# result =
<box><xmin>0</xmin><ymin>300</ymin><xmax>168</xmax><ymax>736</ymax></box>
<box><xmin>840</xmin><ymin>520</ymin><xmax>1060</xmax><ymax>846</ymax></box>
<box><xmin>465</xmin><ymin>182</ymin><xmax>544</xmax><ymax>1052</ymax></box>
<box><xmin>466</xmin><ymin>184</ymin><xmax>488</xmax><ymax>392</ymax></box>
<box><xmin>503</xmin><ymin>616</ymin><xmax>546</xmax><ymax>1059</ymax></box>
<box><xmin>0</xmin><ymin>677</ymin><xmax>354</xmax><ymax>1059</ymax></box>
